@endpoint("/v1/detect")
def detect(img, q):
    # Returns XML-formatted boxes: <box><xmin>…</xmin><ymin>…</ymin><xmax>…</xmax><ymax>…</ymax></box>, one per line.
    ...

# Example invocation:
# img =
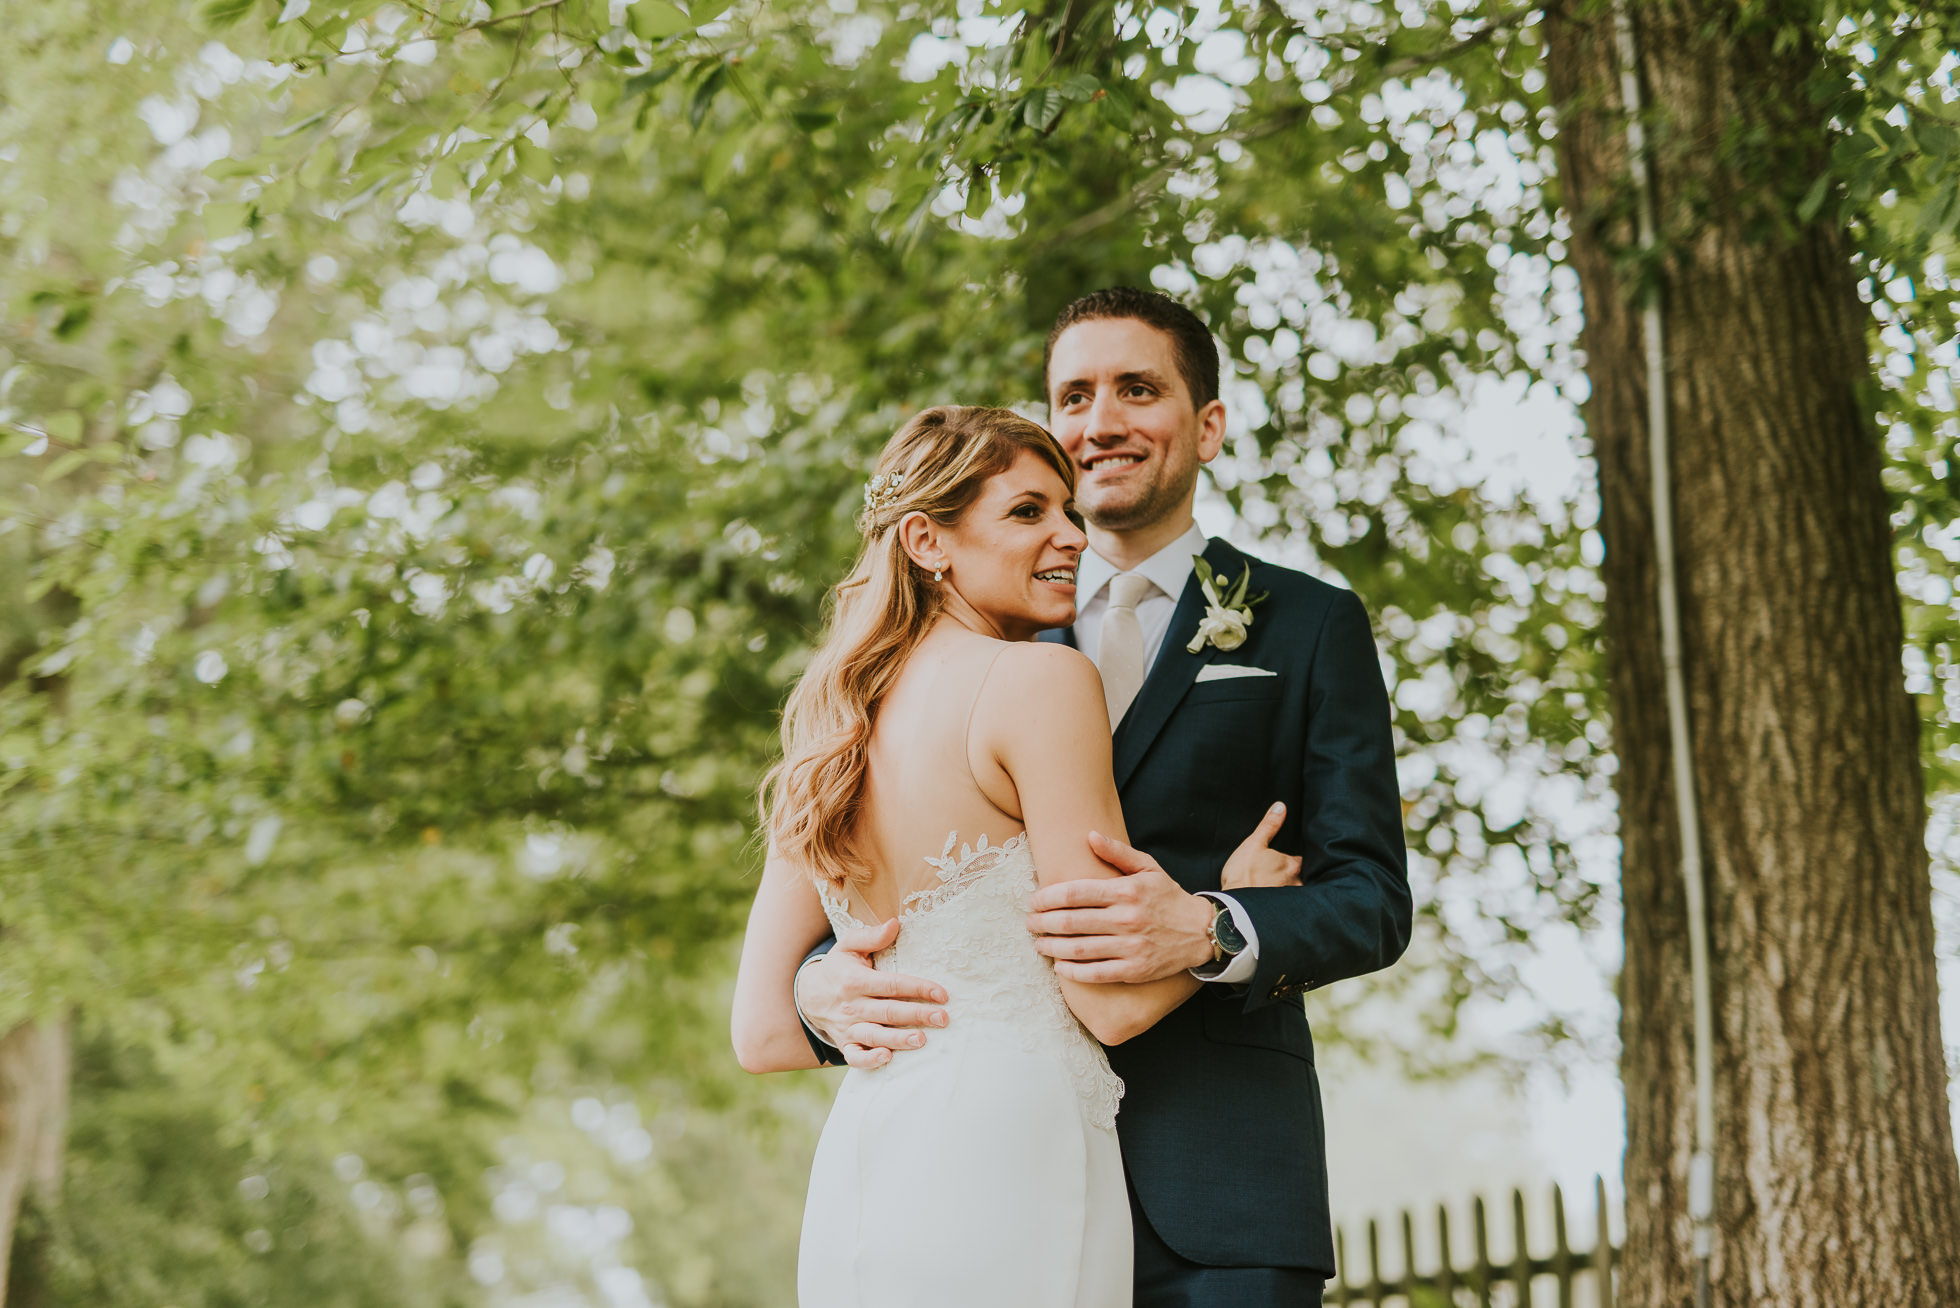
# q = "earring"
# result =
<box><xmin>933</xmin><ymin>568</ymin><xmax>944</xmax><ymax>582</ymax></box>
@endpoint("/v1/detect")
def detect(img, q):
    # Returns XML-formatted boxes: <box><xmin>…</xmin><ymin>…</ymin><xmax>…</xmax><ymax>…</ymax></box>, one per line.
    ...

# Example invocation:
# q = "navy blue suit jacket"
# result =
<box><xmin>1040</xmin><ymin>538</ymin><xmax>1408</xmax><ymax>1271</ymax></box>
<box><xmin>800</xmin><ymin>538</ymin><xmax>1410</xmax><ymax>1273</ymax></box>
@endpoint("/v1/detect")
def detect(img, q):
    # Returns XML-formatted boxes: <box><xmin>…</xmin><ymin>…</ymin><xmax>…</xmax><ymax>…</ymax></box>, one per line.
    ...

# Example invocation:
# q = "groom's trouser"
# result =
<box><xmin>1128</xmin><ymin>1183</ymin><xmax>1326</xmax><ymax>1308</ymax></box>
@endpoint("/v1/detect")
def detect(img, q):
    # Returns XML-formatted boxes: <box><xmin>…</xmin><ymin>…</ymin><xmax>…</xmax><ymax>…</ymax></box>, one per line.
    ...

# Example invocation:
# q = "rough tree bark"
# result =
<box><xmin>1543</xmin><ymin>1</ymin><xmax>1960</xmax><ymax>1303</ymax></box>
<box><xmin>0</xmin><ymin>1018</ymin><xmax>68</xmax><ymax>1305</ymax></box>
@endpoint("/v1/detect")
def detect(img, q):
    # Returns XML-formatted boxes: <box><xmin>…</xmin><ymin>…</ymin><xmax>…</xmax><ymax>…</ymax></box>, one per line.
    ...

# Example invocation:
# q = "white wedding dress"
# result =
<box><xmin>796</xmin><ymin>641</ymin><xmax>1132</xmax><ymax>1308</ymax></box>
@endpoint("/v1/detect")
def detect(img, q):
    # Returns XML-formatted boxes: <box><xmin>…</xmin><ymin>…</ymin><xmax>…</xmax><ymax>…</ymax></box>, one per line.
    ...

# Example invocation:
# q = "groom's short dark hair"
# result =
<box><xmin>1044</xmin><ymin>287</ymin><xmax>1220</xmax><ymax>412</ymax></box>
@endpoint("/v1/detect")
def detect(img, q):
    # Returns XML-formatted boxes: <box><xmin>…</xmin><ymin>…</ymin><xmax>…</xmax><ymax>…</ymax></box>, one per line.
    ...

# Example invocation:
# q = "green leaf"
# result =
<box><xmin>1918</xmin><ymin>121</ymin><xmax>1960</xmax><ymax>163</ymax></box>
<box><xmin>688</xmin><ymin>65</ymin><xmax>726</xmax><ymax>130</ymax></box>
<box><xmin>258</xmin><ymin>174</ymin><xmax>297</xmax><ymax>214</ymax></box>
<box><xmin>631</xmin><ymin>1</ymin><xmax>694</xmax><ymax>39</ymax></box>
<box><xmin>927</xmin><ymin>102</ymin><xmax>980</xmax><ymax>146</ymax></box>
<box><xmin>272</xmin><ymin>108</ymin><xmax>330</xmax><ymax>139</ymax></box>
<box><xmin>702</xmin><ymin>126</ymin><xmax>745</xmax><ymax>192</ymax></box>
<box><xmin>53</xmin><ymin>301</ymin><xmax>92</xmax><ymax>340</ymax></box>
<box><xmin>1916</xmin><ymin>177</ymin><xmax>1960</xmax><ymax>239</ymax></box>
<box><xmin>1058</xmin><ymin>74</ymin><xmax>1101</xmax><ymax>102</ymax></box>
<box><xmin>200</xmin><ymin>0</ymin><xmax>257</xmax><ymax>27</ymax></box>
<box><xmin>428</xmin><ymin>159</ymin><xmax>464</xmax><ymax>200</ymax></box>
<box><xmin>515</xmin><ymin>139</ymin><xmax>557</xmax><ymax>183</ymax></box>
<box><xmin>1096</xmin><ymin>82</ymin><xmax>1135</xmax><ymax>130</ymax></box>
<box><xmin>964</xmin><ymin>169</ymin><xmax>991</xmax><ymax>217</ymax></box>
<box><xmin>47</xmin><ymin>411</ymin><xmax>84</xmax><ymax>445</ymax></box>
<box><xmin>299</xmin><ymin>143</ymin><xmax>337</xmax><ymax>188</ymax></box>
<box><xmin>1022</xmin><ymin>87</ymin><xmax>1064</xmax><ymax>132</ymax></box>
<box><xmin>202</xmin><ymin>201</ymin><xmax>254</xmax><ymax>239</ymax></box>
<box><xmin>204</xmin><ymin>157</ymin><xmax>263</xmax><ymax>181</ymax></box>
<box><xmin>307</xmin><ymin>14</ymin><xmax>348</xmax><ymax>50</ymax></box>
<box><xmin>1798</xmin><ymin>172</ymin><xmax>1832</xmax><ymax>223</ymax></box>
<box><xmin>687</xmin><ymin>0</ymin><xmax>735</xmax><ymax>20</ymax></box>
<box><xmin>724</xmin><ymin>64</ymin><xmax>765</xmax><ymax>116</ymax></box>
<box><xmin>624</xmin><ymin>64</ymin><xmax>682</xmax><ymax>99</ymax></box>
<box><xmin>43</xmin><ymin>449</ymin><xmax>91</xmax><ymax>482</ymax></box>
<box><xmin>790</xmin><ymin>110</ymin><xmax>835</xmax><ymax>131</ymax></box>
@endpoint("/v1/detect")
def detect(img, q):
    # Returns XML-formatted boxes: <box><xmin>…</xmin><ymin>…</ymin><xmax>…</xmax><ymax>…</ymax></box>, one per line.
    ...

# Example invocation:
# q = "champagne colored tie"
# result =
<box><xmin>1097</xmin><ymin>573</ymin><xmax>1156</xmax><ymax>728</ymax></box>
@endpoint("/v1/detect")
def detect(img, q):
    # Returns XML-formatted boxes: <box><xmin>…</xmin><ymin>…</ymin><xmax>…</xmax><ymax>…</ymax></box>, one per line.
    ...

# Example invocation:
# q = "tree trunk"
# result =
<box><xmin>1543</xmin><ymin>2</ymin><xmax>1960</xmax><ymax>1303</ymax></box>
<box><xmin>0</xmin><ymin>1017</ymin><xmax>68</xmax><ymax>1305</ymax></box>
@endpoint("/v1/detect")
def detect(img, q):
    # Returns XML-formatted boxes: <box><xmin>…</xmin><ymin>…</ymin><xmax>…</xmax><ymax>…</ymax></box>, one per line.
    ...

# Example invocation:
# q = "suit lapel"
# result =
<box><xmin>1036</xmin><ymin>625</ymin><xmax>1078</xmax><ymax>649</ymax></box>
<box><xmin>1110</xmin><ymin>538</ymin><xmax>1248</xmax><ymax>789</ymax></box>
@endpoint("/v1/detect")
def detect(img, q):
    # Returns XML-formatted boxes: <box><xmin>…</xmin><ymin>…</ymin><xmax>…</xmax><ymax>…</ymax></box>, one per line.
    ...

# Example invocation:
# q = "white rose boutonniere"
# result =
<box><xmin>1186</xmin><ymin>557</ymin><xmax>1267</xmax><ymax>654</ymax></box>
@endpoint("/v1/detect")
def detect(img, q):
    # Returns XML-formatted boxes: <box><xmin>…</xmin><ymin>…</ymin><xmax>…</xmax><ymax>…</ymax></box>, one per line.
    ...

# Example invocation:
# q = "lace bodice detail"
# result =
<box><xmin>817</xmin><ymin>833</ymin><xmax>1124</xmax><ymax>1131</ymax></box>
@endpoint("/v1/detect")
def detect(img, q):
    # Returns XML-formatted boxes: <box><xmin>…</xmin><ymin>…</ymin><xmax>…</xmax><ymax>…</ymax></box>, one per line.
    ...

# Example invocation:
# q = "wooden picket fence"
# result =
<box><xmin>1329</xmin><ymin>1178</ymin><xmax>1620</xmax><ymax>1307</ymax></box>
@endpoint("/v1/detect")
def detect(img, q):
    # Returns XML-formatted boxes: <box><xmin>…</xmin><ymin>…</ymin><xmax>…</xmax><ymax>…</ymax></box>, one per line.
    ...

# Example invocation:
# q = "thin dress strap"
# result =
<box><xmin>961</xmin><ymin>641</ymin><xmax>1016</xmax><ymax>808</ymax></box>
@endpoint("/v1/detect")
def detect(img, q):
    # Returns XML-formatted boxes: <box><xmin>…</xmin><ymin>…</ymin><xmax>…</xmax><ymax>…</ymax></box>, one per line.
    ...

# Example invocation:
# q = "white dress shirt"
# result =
<box><xmin>1072</xmin><ymin>523</ymin><xmax>1262</xmax><ymax>985</ymax></box>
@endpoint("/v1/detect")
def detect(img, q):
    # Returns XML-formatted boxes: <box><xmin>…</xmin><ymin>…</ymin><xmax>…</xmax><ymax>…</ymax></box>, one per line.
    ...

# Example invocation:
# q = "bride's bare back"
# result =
<box><xmin>842</xmin><ymin>624</ymin><xmax>1025</xmax><ymax>925</ymax></box>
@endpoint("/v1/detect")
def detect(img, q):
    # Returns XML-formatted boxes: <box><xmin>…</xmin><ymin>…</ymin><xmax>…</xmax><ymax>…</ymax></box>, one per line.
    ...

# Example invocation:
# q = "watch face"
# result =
<box><xmin>1213</xmin><ymin>905</ymin><xmax>1247</xmax><ymax>955</ymax></box>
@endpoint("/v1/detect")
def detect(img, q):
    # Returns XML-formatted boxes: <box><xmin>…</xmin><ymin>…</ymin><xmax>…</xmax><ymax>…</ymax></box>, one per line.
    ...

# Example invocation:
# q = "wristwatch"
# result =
<box><xmin>1205</xmin><ymin>897</ymin><xmax>1248</xmax><ymax>967</ymax></box>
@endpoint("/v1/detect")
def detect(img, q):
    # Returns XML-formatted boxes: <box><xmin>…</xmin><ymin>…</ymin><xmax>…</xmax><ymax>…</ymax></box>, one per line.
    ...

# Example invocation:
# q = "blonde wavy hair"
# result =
<box><xmin>762</xmin><ymin>405</ymin><xmax>1076</xmax><ymax>886</ymax></box>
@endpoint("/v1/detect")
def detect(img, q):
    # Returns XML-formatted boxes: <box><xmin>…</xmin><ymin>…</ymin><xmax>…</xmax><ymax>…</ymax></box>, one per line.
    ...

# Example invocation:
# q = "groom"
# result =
<box><xmin>794</xmin><ymin>287</ymin><xmax>1411</xmax><ymax>1305</ymax></box>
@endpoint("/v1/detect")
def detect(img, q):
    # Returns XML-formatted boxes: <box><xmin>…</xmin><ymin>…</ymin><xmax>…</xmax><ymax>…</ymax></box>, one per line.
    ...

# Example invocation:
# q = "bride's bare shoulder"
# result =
<box><xmin>986</xmin><ymin>641</ymin><xmax>1105</xmax><ymax>716</ymax></box>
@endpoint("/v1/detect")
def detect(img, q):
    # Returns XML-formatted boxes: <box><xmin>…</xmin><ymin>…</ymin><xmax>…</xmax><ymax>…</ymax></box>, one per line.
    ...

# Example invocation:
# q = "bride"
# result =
<box><xmin>731</xmin><ymin>406</ymin><xmax>1294</xmax><ymax>1307</ymax></box>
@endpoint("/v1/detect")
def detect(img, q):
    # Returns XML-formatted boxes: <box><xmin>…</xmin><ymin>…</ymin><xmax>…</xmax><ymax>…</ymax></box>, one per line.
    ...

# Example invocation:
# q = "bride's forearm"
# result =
<box><xmin>731</xmin><ymin>1002</ymin><xmax>823</xmax><ymax>1073</ymax></box>
<box><xmin>732</xmin><ymin>849</ymin><xmax>833</xmax><ymax>1074</ymax></box>
<box><xmin>1061</xmin><ymin>973</ymin><xmax>1201</xmax><ymax>1047</ymax></box>
<box><xmin>732</xmin><ymin>949</ymin><xmax>827</xmax><ymax>1073</ymax></box>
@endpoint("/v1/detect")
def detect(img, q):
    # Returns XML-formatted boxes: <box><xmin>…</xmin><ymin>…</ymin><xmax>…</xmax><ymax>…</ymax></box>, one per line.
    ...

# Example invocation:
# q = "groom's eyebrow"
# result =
<box><xmin>1052</xmin><ymin>368</ymin><xmax>1170</xmax><ymax>397</ymax></box>
<box><xmin>1051</xmin><ymin>374</ymin><xmax>1092</xmax><ymax>399</ymax></box>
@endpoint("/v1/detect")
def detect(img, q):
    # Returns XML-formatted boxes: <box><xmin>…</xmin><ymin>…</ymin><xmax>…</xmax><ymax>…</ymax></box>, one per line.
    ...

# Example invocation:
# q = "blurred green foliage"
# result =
<box><xmin>2</xmin><ymin>0</ymin><xmax>1957</xmax><ymax>1302</ymax></box>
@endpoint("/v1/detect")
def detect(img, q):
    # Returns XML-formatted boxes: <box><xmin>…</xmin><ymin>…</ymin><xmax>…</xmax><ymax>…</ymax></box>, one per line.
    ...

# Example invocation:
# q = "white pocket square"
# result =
<box><xmin>1195</xmin><ymin>664</ymin><xmax>1278</xmax><ymax>683</ymax></box>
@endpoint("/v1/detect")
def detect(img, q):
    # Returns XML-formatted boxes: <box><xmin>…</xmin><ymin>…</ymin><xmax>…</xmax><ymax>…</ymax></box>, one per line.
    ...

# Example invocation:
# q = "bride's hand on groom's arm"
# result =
<box><xmin>796</xmin><ymin>920</ymin><xmax>950</xmax><ymax>1070</ymax></box>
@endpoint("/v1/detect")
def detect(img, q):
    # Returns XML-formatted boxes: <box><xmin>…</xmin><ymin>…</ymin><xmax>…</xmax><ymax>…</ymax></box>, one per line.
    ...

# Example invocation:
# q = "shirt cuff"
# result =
<box><xmin>793</xmin><ymin>953</ymin><xmax>831</xmax><ymax>1042</ymax></box>
<box><xmin>1190</xmin><ymin>891</ymin><xmax>1260</xmax><ymax>984</ymax></box>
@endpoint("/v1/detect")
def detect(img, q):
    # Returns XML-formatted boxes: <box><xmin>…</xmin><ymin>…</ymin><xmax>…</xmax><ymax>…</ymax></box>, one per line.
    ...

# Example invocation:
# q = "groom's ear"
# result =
<box><xmin>895</xmin><ymin>511</ymin><xmax>945</xmax><ymax>574</ymax></box>
<box><xmin>1195</xmin><ymin>397</ymin><xmax>1228</xmax><ymax>464</ymax></box>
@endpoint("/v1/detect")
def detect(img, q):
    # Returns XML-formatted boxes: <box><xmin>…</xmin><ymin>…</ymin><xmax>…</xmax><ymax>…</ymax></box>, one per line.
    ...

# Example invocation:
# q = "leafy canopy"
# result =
<box><xmin>5</xmin><ymin>0</ymin><xmax>1959</xmax><ymax>1301</ymax></box>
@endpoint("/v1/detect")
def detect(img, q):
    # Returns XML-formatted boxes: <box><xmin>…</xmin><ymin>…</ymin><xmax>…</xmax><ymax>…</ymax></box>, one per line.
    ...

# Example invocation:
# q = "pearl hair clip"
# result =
<box><xmin>864</xmin><ymin>470</ymin><xmax>906</xmax><ymax>514</ymax></box>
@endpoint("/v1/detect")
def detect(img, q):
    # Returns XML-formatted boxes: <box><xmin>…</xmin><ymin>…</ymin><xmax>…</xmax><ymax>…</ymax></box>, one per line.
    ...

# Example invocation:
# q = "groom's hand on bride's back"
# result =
<box><xmin>796</xmin><ymin>919</ymin><xmax>950</xmax><ymax>1070</ymax></box>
